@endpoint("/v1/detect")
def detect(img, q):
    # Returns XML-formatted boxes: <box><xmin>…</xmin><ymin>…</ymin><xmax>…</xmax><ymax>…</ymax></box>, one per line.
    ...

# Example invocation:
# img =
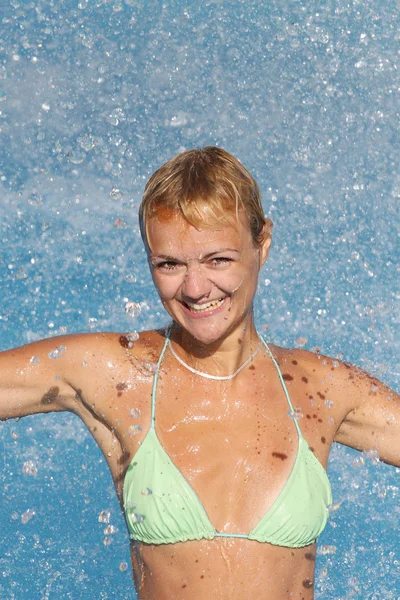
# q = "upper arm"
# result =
<box><xmin>0</xmin><ymin>333</ymin><xmax>112</xmax><ymax>421</ymax></box>
<box><xmin>333</xmin><ymin>363</ymin><xmax>400</xmax><ymax>466</ymax></box>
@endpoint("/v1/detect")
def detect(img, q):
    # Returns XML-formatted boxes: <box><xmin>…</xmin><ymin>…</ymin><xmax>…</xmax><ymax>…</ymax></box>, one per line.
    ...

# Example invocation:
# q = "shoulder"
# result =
<box><xmin>267</xmin><ymin>343</ymin><xmax>385</xmax><ymax>410</ymax></box>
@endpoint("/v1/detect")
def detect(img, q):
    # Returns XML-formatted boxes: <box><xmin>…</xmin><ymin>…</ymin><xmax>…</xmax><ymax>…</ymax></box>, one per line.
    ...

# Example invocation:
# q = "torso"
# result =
<box><xmin>68</xmin><ymin>329</ymin><xmax>352</xmax><ymax>599</ymax></box>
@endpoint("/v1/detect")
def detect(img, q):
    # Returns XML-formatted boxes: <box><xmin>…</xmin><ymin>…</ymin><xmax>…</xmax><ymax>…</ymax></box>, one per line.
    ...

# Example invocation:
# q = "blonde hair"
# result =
<box><xmin>139</xmin><ymin>146</ymin><xmax>269</xmax><ymax>247</ymax></box>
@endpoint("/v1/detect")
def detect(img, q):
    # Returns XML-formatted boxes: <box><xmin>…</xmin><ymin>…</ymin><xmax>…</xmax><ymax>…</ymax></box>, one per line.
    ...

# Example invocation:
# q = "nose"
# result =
<box><xmin>181</xmin><ymin>262</ymin><xmax>212</xmax><ymax>301</ymax></box>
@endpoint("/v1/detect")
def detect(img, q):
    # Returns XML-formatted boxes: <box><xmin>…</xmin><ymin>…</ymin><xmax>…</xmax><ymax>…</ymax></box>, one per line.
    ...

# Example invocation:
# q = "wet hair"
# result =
<box><xmin>139</xmin><ymin>146</ymin><xmax>269</xmax><ymax>247</ymax></box>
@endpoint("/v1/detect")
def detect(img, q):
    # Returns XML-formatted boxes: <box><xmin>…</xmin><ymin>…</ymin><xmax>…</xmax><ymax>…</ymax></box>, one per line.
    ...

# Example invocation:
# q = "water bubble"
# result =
<box><xmin>169</xmin><ymin>113</ymin><xmax>188</xmax><ymax>127</ymax></box>
<box><xmin>264</xmin><ymin>278</ymin><xmax>271</xmax><ymax>286</ymax></box>
<box><xmin>129</xmin><ymin>408</ymin><xmax>140</xmax><ymax>418</ymax></box>
<box><xmin>78</xmin><ymin>133</ymin><xmax>96</xmax><ymax>151</ymax></box>
<box><xmin>48</xmin><ymin>345</ymin><xmax>66</xmax><ymax>360</ymax></box>
<box><xmin>129</xmin><ymin>425</ymin><xmax>142</xmax><ymax>436</ymax></box>
<box><xmin>30</xmin><ymin>356</ymin><xmax>40</xmax><ymax>365</ymax></box>
<box><xmin>119</xmin><ymin>561</ymin><xmax>128</xmax><ymax>572</ymax></box>
<box><xmin>114</xmin><ymin>218</ymin><xmax>128</xmax><ymax>229</ymax></box>
<box><xmin>362</xmin><ymin>449</ymin><xmax>380</xmax><ymax>465</ymax></box>
<box><xmin>67</xmin><ymin>150</ymin><xmax>85</xmax><ymax>165</ymax></box>
<box><xmin>28</xmin><ymin>191</ymin><xmax>43</xmax><ymax>206</ymax></box>
<box><xmin>107</xmin><ymin>108</ymin><xmax>125</xmax><ymax>126</ymax></box>
<box><xmin>14</xmin><ymin>268</ymin><xmax>28</xmax><ymax>280</ymax></box>
<box><xmin>125</xmin><ymin>301</ymin><xmax>141</xmax><ymax>318</ymax></box>
<box><xmin>23</xmin><ymin>461</ymin><xmax>38</xmax><ymax>476</ymax></box>
<box><xmin>125</xmin><ymin>274</ymin><xmax>137</xmax><ymax>283</ymax></box>
<box><xmin>296</xmin><ymin>337</ymin><xmax>307</xmax><ymax>346</ymax></box>
<box><xmin>103</xmin><ymin>536</ymin><xmax>113</xmax><ymax>546</ymax></box>
<box><xmin>88</xmin><ymin>317</ymin><xmax>98</xmax><ymax>329</ymax></box>
<box><xmin>41</xmin><ymin>103</ymin><xmax>51</xmax><ymax>112</ymax></box>
<box><xmin>21</xmin><ymin>508</ymin><xmax>36</xmax><ymax>524</ymax></box>
<box><xmin>98</xmin><ymin>510</ymin><xmax>111</xmax><ymax>523</ymax></box>
<box><xmin>353</xmin><ymin>456</ymin><xmax>365</xmax><ymax>468</ymax></box>
<box><xmin>318</xmin><ymin>545</ymin><xmax>337</xmax><ymax>555</ymax></box>
<box><xmin>130</xmin><ymin>513</ymin><xmax>144</xmax><ymax>523</ymax></box>
<box><xmin>141</xmin><ymin>488</ymin><xmax>152</xmax><ymax>496</ymax></box>
<box><xmin>10</xmin><ymin>431</ymin><xmax>19</xmax><ymax>439</ymax></box>
<box><xmin>110</xmin><ymin>187</ymin><xmax>124</xmax><ymax>200</ymax></box>
<box><xmin>11</xmin><ymin>511</ymin><xmax>19</xmax><ymax>520</ymax></box>
<box><xmin>104</xmin><ymin>525</ymin><xmax>118</xmax><ymax>535</ymax></box>
<box><xmin>328</xmin><ymin>502</ymin><xmax>341</xmax><ymax>513</ymax></box>
<box><xmin>125</xmin><ymin>332</ymin><xmax>139</xmax><ymax>348</ymax></box>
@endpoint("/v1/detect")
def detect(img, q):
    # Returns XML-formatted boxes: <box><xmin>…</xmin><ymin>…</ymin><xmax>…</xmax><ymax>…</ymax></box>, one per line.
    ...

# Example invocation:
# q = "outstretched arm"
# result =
<box><xmin>0</xmin><ymin>335</ymin><xmax>81</xmax><ymax>421</ymax></box>
<box><xmin>332</xmin><ymin>363</ymin><xmax>400</xmax><ymax>467</ymax></box>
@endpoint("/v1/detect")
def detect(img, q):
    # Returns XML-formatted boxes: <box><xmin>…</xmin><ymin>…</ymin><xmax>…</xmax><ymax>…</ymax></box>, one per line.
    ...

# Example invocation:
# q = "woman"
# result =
<box><xmin>1</xmin><ymin>147</ymin><xmax>399</xmax><ymax>599</ymax></box>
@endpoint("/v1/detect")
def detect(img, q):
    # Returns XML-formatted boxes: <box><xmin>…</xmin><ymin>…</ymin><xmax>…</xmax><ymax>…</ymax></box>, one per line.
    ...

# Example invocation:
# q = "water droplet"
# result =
<box><xmin>104</xmin><ymin>525</ymin><xmax>118</xmax><ymax>535</ymax></box>
<box><xmin>78</xmin><ymin>133</ymin><xmax>96</xmax><ymax>151</ymax></box>
<box><xmin>48</xmin><ymin>345</ymin><xmax>66</xmax><ymax>360</ymax></box>
<box><xmin>141</xmin><ymin>488</ymin><xmax>152</xmax><ymax>496</ymax></box>
<box><xmin>142</xmin><ymin>361</ymin><xmax>157</xmax><ymax>374</ymax></box>
<box><xmin>125</xmin><ymin>274</ymin><xmax>137</xmax><ymax>283</ymax></box>
<box><xmin>103</xmin><ymin>536</ymin><xmax>113</xmax><ymax>546</ymax></box>
<box><xmin>30</xmin><ymin>356</ymin><xmax>40</xmax><ymax>365</ymax></box>
<box><xmin>10</xmin><ymin>431</ymin><xmax>19</xmax><ymax>439</ymax></box>
<box><xmin>129</xmin><ymin>425</ymin><xmax>142</xmax><ymax>436</ymax></box>
<box><xmin>98</xmin><ymin>510</ymin><xmax>111</xmax><ymax>523</ymax></box>
<box><xmin>352</xmin><ymin>456</ymin><xmax>365</xmax><ymax>468</ymax></box>
<box><xmin>28</xmin><ymin>191</ymin><xmax>43</xmax><ymax>206</ymax></box>
<box><xmin>126</xmin><ymin>332</ymin><xmax>139</xmax><ymax>348</ymax></box>
<box><xmin>82</xmin><ymin>360</ymin><xmax>87</xmax><ymax>367</ymax></box>
<box><xmin>41</xmin><ymin>103</ymin><xmax>50</xmax><ymax>112</ymax></box>
<box><xmin>114</xmin><ymin>218</ymin><xmax>128</xmax><ymax>229</ymax></box>
<box><xmin>318</xmin><ymin>545</ymin><xmax>337</xmax><ymax>555</ymax></box>
<box><xmin>22</xmin><ymin>460</ymin><xmax>38</xmax><ymax>476</ymax></box>
<box><xmin>125</xmin><ymin>301</ymin><xmax>141</xmax><ymax>318</ymax></box>
<box><xmin>296</xmin><ymin>337</ymin><xmax>307</xmax><ymax>346</ymax></box>
<box><xmin>325</xmin><ymin>399</ymin><xmax>334</xmax><ymax>408</ymax></box>
<box><xmin>119</xmin><ymin>561</ymin><xmax>128</xmax><ymax>572</ymax></box>
<box><xmin>130</xmin><ymin>512</ymin><xmax>144</xmax><ymax>523</ymax></box>
<box><xmin>11</xmin><ymin>511</ymin><xmax>19</xmax><ymax>520</ymax></box>
<box><xmin>21</xmin><ymin>508</ymin><xmax>36</xmax><ymax>524</ymax></box>
<box><xmin>129</xmin><ymin>408</ymin><xmax>140</xmax><ymax>419</ymax></box>
<box><xmin>110</xmin><ymin>186</ymin><xmax>124</xmax><ymax>200</ymax></box>
<box><xmin>288</xmin><ymin>409</ymin><xmax>303</xmax><ymax>420</ymax></box>
<box><xmin>264</xmin><ymin>278</ymin><xmax>271</xmax><ymax>286</ymax></box>
<box><xmin>332</xmin><ymin>360</ymin><xmax>339</xmax><ymax>368</ymax></box>
<box><xmin>362</xmin><ymin>449</ymin><xmax>380</xmax><ymax>464</ymax></box>
<box><xmin>67</xmin><ymin>150</ymin><xmax>86</xmax><ymax>165</ymax></box>
<box><xmin>328</xmin><ymin>502</ymin><xmax>341</xmax><ymax>513</ymax></box>
<box><xmin>14</xmin><ymin>268</ymin><xmax>28</xmax><ymax>280</ymax></box>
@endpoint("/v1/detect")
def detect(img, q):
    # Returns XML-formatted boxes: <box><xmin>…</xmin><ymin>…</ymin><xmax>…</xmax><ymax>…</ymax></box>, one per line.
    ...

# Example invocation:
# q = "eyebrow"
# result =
<box><xmin>150</xmin><ymin>248</ymin><xmax>240</xmax><ymax>262</ymax></box>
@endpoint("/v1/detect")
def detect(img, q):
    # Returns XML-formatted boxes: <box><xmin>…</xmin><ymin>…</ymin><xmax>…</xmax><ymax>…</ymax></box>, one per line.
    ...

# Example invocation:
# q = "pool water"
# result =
<box><xmin>1</xmin><ymin>1</ymin><xmax>399</xmax><ymax>598</ymax></box>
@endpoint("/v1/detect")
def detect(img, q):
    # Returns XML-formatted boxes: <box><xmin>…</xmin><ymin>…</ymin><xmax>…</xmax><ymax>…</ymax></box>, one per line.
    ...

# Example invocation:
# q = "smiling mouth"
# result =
<box><xmin>182</xmin><ymin>297</ymin><xmax>226</xmax><ymax>313</ymax></box>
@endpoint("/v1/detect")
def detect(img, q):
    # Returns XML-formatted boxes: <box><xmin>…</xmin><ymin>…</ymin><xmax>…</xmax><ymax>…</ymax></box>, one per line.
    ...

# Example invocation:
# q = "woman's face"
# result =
<box><xmin>146</xmin><ymin>210</ymin><xmax>271</xmax><ymax>345</ymax></box>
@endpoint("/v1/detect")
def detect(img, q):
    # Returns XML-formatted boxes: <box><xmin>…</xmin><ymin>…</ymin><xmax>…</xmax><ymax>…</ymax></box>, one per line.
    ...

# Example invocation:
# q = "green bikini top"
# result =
<box><xmin>123</xmin><ymin>332</ymin><xmax>332</xmax><ymax>547</ymax></box>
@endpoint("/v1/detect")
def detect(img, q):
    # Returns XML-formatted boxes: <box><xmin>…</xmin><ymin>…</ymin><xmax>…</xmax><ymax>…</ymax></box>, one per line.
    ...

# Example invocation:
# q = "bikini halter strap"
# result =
<box><xmin>151</xmin><ymin>327</ymin><xmax>302</xmax><ymax>437</ymax></box>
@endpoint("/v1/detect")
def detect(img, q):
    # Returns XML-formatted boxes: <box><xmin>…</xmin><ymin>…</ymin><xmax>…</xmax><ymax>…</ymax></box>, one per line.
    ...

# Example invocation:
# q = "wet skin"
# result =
<box><xmin>0</xmin><ymin>214</ymin><xmax>399</xmax><ymax>599</ymax></box>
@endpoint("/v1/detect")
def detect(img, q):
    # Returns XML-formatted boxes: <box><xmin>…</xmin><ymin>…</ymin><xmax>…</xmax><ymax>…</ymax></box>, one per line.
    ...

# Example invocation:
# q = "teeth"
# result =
<box><xmin>186</xmin><ymin>298</ymin><xmax>225</xmax><ymax>312</ymax></box>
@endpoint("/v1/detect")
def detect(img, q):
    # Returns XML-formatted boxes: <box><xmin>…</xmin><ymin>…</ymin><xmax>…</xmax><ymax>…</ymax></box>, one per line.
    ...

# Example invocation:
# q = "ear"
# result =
<box><xmin>259</xmin><ymin>218</ymin><xmax>273</xmax><ymax>267</ymax></box>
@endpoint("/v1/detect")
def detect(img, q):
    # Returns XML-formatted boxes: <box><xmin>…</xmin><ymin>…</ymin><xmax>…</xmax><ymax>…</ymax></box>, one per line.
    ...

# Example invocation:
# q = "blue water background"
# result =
<box><xmin>0</xmin><ymin>1</ymin><xmax>399</xmax><ymax>598</ymax></box>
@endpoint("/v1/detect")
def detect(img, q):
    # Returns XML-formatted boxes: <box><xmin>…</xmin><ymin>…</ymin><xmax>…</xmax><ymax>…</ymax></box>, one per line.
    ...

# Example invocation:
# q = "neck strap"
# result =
<box><xmin>150</xmin><ymin>326</ymin><xmax>302</xmax><ymax>437</ymax></box>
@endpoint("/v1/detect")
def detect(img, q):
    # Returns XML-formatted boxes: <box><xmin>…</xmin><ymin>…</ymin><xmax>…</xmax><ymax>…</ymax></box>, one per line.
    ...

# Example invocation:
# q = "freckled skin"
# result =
<box><xmin>0</xmin><ymin>215</ymin><xmax>399</xmax><ymax>599</ymax></box>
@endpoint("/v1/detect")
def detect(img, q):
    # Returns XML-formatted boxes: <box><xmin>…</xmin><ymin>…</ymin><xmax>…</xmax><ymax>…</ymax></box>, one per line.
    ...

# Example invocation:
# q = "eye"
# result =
<box><xmin>154</xmin><ymin>261</ymin><xmax>181</xmax><ymax>272</ymax></box>
<box><xmin>208</xmin><ymin>257</ymin><xmax>233</xmax><ymax>267</ymax></box>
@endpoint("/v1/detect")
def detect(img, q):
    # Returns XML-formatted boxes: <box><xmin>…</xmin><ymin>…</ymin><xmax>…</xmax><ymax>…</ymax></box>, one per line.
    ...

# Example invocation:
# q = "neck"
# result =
<box><xmin>169</xmin><ymin>313</ymin><xmax>262</xmax><ymax>377</ymax></box>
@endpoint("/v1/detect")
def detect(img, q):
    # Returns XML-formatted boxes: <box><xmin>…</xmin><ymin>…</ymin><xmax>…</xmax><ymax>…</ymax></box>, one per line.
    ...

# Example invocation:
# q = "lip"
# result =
<box><xmin>178</xmin><ymin>296</ymin><xmax>229</xmax><ymax>319</ymax></box>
